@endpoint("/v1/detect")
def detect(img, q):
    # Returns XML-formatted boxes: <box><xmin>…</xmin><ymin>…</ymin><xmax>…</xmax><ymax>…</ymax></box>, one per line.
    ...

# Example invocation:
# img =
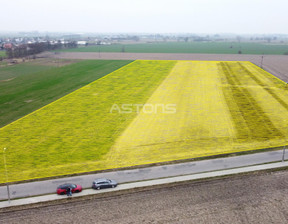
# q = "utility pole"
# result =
<box><xmin>3</xmin><ymin>148</ymin><xmax>11</xmax><ymax>203</ymax></box>
<box><xmin>282</xmin><ymin>145</ymin><xmax>286</xmax><ymax>162</ymax></box>
<box><xmin>260</xmin><ymin>55</ymin><xmax>264</xmax><ymax>69</ymax></box>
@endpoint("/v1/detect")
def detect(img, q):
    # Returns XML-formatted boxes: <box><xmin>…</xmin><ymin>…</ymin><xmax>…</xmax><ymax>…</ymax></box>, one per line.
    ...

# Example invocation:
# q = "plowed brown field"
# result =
<box><xmin>1</xmin><ymin>170</ymin><xmax>288</xmax><ymax>224</ymax></box>
<box><xmin>43</xmin><ymin>52</ymin><xmax>288</xmax><ymax>82</ymax></box>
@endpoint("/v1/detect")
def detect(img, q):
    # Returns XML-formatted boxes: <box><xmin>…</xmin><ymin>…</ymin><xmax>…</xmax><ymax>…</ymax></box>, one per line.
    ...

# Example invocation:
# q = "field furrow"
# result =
<box><xmin>219</xmin><ymin>62</ymin><xmax>283</xmax><ymax>140</ymax></box>
<box><xmin>237</xmin><ymin>62</ymin><xmax>288</xmax><ymax>111</ymax></box>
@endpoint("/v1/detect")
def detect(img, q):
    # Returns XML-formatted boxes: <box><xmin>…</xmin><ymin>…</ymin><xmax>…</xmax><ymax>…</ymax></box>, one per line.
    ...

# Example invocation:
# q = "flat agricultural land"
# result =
<box><xmin>110</xmin><ymin>61</ymin><xmax>288</xmax><ymax>165</ymax></box>
<box><xmin>0</xmin><ymin>51</ymin><xmax>5</xmax><ymax>57</ymax></box>
<box><xmin>49</xmin><ymin>52</ymin><xmax>288</xmax><ymax>82</ymax></box>
<box><xmin>58</xmin><ymin>42</ymin><xmax>288</xmax><ymax>55</ymax></box>
<box><xmin>0</xmin><ymin>60</ymin><xmax>288</xmax><ymax>183</ymax></box>
<box><xmin>1</xmin><ymin>170</ymin><xmax>288</xmax><ymax>223</ymax></box>
<box><xmin>0</xmin><ymin>59</ymin><xmax>132</xmax><ymax>127</ymax></box>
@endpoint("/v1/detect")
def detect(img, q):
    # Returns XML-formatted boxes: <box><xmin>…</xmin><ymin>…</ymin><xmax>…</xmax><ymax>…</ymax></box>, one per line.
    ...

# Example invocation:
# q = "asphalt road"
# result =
<box><xmin>0</xmin><ymin>149</ymin><xmax>285</xmax><ymax>201</ymax></box>
<box><xmin>2</xmin><ymin>169</ymin><xmax>287</xmax><ymax>224</ymax></box>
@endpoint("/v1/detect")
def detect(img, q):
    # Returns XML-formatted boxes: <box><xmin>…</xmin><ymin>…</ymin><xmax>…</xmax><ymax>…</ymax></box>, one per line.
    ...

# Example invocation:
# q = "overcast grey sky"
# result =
<box><xmin>1</xmin><ymin>0</ymin><xmax>287</xmax><ymax>34</ymax></box>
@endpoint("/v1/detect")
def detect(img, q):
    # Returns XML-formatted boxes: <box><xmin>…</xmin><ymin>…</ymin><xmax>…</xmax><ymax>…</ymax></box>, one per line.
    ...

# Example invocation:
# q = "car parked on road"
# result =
<box><xmin>92</xmin><ymin>178</ymin><xmax>118</xmax><ymax>190</ymax></box>
<box><xmin>57</xmin><ymin>183</ymin><xmax>82</xmax><ymax>195</ymax></box>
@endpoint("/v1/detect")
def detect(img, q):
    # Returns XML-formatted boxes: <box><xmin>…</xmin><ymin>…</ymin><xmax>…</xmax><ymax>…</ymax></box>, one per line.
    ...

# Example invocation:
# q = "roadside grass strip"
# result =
<box><xmin>0</xmin><ymin>60</ymin><xmax>176</xmax><ymax>183</ymax></box>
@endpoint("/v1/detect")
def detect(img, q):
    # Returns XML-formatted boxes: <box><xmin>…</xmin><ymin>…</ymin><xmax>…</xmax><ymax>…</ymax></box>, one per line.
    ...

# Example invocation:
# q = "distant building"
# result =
<box><xmin>3</xmin><ymin>43</ymin><xmax>13</xmax><ymax>49</ymax></box>
<box><xmin>77</xmin><ymin>41</ymin><xmax>87</xmax><ymax>45</ymax></box>
<box><xmin>63</xmin><ymin>34</ymin><xmax>81</xmax><ymax>40</ymax></box>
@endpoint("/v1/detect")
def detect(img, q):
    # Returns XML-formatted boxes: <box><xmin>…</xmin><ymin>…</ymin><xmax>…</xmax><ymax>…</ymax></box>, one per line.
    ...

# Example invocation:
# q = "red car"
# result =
<box><xmin>57</xmin><ymin>183</ymin><xmax>82</xmax><ymax>195</ymax></box>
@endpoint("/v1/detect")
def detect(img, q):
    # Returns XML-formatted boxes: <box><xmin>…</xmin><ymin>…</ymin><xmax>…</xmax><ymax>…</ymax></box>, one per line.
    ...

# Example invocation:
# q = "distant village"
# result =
<box><xmin>0</xmin><ymin>32</ymin><xmax>287</xmax><ymax>59</ymax></box>
<box><xmin>0</xmin><ymin>32</ymin><xmax>143</xmax><ymax>54</ymax></box>
<box><xmin>0</xmin><ymin>34</ymin><xmax>114</xmax><ymax>51</ymax></box>
<box><xmin>0</xmin><ymin>32</ymin><xmax>117</xmax><ymax>59</ymax></box>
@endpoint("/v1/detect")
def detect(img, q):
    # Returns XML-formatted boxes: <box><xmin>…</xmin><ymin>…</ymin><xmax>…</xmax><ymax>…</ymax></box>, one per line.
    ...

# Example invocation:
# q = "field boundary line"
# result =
<box><xmin>0</xmin><ymin>60</ymin><xmax>136</xmax><ymax>130</ymax></box>
<box><xmin>248</xmin><ymin>61</ymin><xmax>288</xmax><ymax>85</ymax></box>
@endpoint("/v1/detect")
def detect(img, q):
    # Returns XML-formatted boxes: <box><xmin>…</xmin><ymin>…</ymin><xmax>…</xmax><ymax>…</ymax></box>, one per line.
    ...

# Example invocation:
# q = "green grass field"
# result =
<box><xmin>58</xmin><ymin>42</ymin><xmax>288</xmax><ymax>55</ymax></box>
<box><xmin>0</xmin><ymin>59</ymin><xmax>132</xmax><ymax>127</ymax></box>
<box><xmin>0</xmin><ymin>51</ymin><xmax>6</xmax><ymax>57</ymax></box>
<box><xmin>1</xmin><ymin>60</ymin><xmax>288</xmax><ymax>183</ymax></box>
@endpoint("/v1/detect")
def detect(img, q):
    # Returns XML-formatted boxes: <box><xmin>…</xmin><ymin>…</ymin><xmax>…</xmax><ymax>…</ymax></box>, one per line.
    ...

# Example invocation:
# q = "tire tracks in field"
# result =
<box><xmin>237</xmin><ymin>62</ymin><xmax>288</xmax><ymax>111</ymax></box>
<box><xmin>218</xmin><ymin>62</ymin><xmax>283</xmax><ymax>141</ymax></box>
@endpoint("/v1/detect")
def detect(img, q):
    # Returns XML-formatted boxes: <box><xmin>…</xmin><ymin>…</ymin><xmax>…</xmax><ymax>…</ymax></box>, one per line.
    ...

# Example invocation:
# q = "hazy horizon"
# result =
<box><xmin>1</xmin><ymin>0</ymin><xmax>288</xmax><ymax>34</ymax></box>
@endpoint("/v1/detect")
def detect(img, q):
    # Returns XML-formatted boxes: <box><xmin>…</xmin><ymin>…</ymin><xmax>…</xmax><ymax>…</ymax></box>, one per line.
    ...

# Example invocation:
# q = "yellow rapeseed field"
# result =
<box><xmin>0</xmin><ymin>60</ymin><xmax>288</xmax><ymax>183</ymax></box>
<box><xmin>0</xmin><ymin>60</ymin><xmax>176</xmax><ymax>182</ymax></box>
<box><xmin>109</xmin><ymin>61</ymin><xmax>288</xmax><ymax>167</ymax></box>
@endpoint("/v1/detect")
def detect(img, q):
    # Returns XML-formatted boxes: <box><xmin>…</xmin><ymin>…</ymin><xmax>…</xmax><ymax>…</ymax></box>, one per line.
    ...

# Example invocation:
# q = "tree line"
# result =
<box><xmin>5</xmin><ymin>41</ymin><xmax>77</xmax><ymax>59</ymax></box>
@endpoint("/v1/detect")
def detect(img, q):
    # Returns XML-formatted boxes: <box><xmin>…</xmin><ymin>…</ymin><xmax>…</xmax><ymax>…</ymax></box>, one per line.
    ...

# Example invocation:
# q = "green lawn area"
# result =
<box><xmin>0</xmin><ymin>60</ymin><xmax>133</xmax><ymax>128</ymax></box>
<box><xmin>58</xmin><ymin>42</ymin><xmax>288</xmax><ymax>55</ymax></box>
<box><xmin>0</xmin><ymin>51</ymin><xmax>6</xmax><ymax>57</ymax></box>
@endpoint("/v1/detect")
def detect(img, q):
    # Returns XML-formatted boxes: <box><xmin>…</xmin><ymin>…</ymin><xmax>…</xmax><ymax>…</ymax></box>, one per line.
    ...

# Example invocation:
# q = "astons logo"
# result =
<box><xmin>110</xmin><ymin>103</ymin><xmax>177</xmax><ymax>114</ymax></box>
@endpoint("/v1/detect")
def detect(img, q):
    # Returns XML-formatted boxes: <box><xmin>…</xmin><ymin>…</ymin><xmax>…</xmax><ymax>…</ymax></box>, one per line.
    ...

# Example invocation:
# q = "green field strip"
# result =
<box><xmin>0</xmin><ymin>60</ymin><xmax>176</xmax><ymax>183</ymax></box>
<box><xmin>0</xmin><ymin>60</ymin><xmax>133</xmax><ymax>127</ymax></box>
<box><xmin>58</xmin><ymin>42</ymin><xmax>288</xmax><ymax>55</ymax></box>
<box><xmin>219</xmin><ymin>62</ymin><xmax>283</xmax><ymax>140</ymax></box>
<box><xmin>0</xmin><ymin>63</ymin><xmax>53</xmax><ymax>81</ymax></box>
<box><xmin>0</xmin><ymin>51</ymin><xmax>6</xmax><ymax>57</ymax></box>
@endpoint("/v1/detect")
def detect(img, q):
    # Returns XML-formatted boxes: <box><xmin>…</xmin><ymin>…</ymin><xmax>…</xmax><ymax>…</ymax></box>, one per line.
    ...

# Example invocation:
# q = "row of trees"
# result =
<box><xmin>5</xmin><ymin>41</ymin><xmax>77</xmax><ymax>59</ymax></box>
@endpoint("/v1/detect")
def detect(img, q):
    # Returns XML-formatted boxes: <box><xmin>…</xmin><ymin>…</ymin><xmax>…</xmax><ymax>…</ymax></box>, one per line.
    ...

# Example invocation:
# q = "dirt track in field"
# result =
<box><xmin>43</xmin><ymin>52</ymin><xmax>288</xmax><ymax>82</ymax></box>
<box><xmin>1</xmin><ymin>171</ymin><xmax>288</xmax><ymax>224</ymax></box>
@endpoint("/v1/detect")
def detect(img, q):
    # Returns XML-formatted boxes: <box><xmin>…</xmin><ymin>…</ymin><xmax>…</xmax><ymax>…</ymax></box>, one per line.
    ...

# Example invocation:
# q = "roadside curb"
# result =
<box><xmin>1</xmin><ymin>161</ymin><xmax>288</xmax><ymax>209</ymax></box>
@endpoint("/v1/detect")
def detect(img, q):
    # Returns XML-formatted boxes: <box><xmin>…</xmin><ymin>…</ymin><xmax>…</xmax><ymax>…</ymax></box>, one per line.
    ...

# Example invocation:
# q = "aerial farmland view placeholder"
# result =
<box><xmin>0</xmin><ymin>60</ymin><xmax>287</xmax><ymax>183</ymax></box>
<box><xmin>2</xmin><ymin>0</ymin><xmax>288</xmax><ymax>222</ymax></box>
